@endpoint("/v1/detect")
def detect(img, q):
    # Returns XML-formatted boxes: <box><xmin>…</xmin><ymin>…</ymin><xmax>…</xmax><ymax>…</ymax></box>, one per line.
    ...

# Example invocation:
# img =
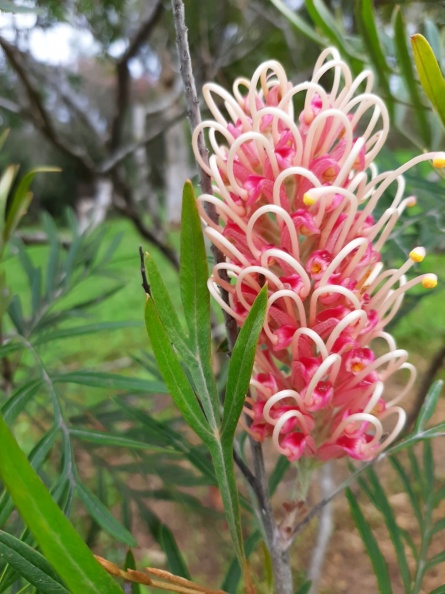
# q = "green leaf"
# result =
<box><xmin>346</xmin><ymin>488</ymin><xmax>393</xmax><ymax>594</ymax></box>
<box><xmin>389</xmin><ymin>457</ymin><xmax>423</xmax><ymax>529</ymax></box>
<box><xmin>33</xmin><ymin>321</ymin><xmax>141</xmax><ymax>346</ymax></box>
<box><xmin>269</xmin><ymin>0</ymin><xmax>320</xmax><ymax>45</ymax></box>
<box><xmin>432</xmin><ymin>517</ymin><xmax>445</xmax><ymax>536</ymax></box>
<box><xmin>144</xmin><ymin>295</ymin><xmax>212</xmax><ymax>444</ymax></box>
<box><xmin>0</xmin><ymin>413</ymin><xmax>123</xmax><ymax>594</ymax></box>
<box><xmin>1</xmin><ymin>380</ymin><xmax>44</xmax><ymax>424</ymax></box>
<box><xmin>221</xmin><ymin>531</ymin><xmax>261</xmax><ymax>592</ymax></box>
<box><xmin>269</xmin><ymin>457</ymin><xmax>290</xmax><ymax>496</ymax></box>
<box><xmin>411</xmin><ymin>34</ymin><xmax>445</xmax><ymax>128</ymax></box>
<box><xmin>305</xmin><ymin>0</ymin><xmax>361</xmax><ymax>64</ymax></box>
<box><xmin>295</xmin><ymin>582</ymin><xmax>312</xmax><ymax>594</ymax></box>
<box><xmin>393</xmin><ymin>7</ymin><xmax>430</xmax><ymax>146</ymax></box>
<box><xmin>179</xmin><ymin>180</ymin><xmax>219</xmax><ymax>427</ymax></box>
<box><xmin>52</xmin><ymin>371</ymin><xmax>166</xmax><ymax>393</ymax></box>
<box><xmin>41</xmin><ymin>213</ymin><xmax>60</xmax><ymax>299</ymax></box>
<box><xmin>145</xmin><ymin>252</ymin><xmax>190</xmax><ymax>355</ymax></box>
<box><xmin>356</xmin><ymin>0</ymin><xmax>392</xmax><ymax>110</ymax></box>
<box><xmin>428</xmin><ymin>587</ymin><xmax>445</xmax><ymax>594</ymax></box>
<box><xmin>128</xmin><ymin>498</ymin><xmax>190</xmax><ymax>579</ymax></box>
<box><xmin>364</xmin><ymin>467</ymin><xmax>411</xmax><ymax>592</ymax></box>
<box><xmin>424</xmin><ymin>19</ymin><xmax>442</xmax><ymax>65</ymax></box>
<box><xmin>414</xmin><ymin>380</ymin><xmax>442</xmax><ymax>433</ymax></box>
<box><xmin>124</xmin><ymin>550</ymin><xmax>140</xmax><ymax>594</ymax></box>
<box><xmin>69</xmin><ymin>428</ymin><xmax>178</xmax><ymax>454</ymax></box>
<box><xmin>159</xmin><ymin>524</ymin><xmax>191</xmax><ymax>579</ymax></box>
<box><xmin>0</xmin><ymin>165</ymin><xmax>18</xmax><ymax>249</ymax></box>
<box><xmin>221</xmin><ymin>287</ymin><xmax>267</xmax><ymax>442</ymax></box>
<box><xmin>208</xmin><ymin>442</ymin><xmax>248</xmax><ymax>589</ymax></box>
<box><xmin>0</xmin><ymin>530</ymin><xmax>68</xmax><ymax>594</ymax></box>
<box><xmin>3</xmin><ymin>168</ymin><xmax>59</xmax><ymax>244</ymax></box>
<box><xmin>426</xmin><ymin>550</ymin><xmax>445</xmax><ymax>571</ymax></box>
<box><xmin>76</xmin><ymin>482</ymin><xmax>136</xmax><ymax>547</ymax></box>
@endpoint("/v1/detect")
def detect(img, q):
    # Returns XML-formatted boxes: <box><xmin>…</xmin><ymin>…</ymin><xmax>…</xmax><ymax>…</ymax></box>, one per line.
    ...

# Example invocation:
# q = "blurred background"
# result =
<box><xmin>1</xmin><ymin>1</ymin><xmax>445</xmax><ymax>593</ymax></box>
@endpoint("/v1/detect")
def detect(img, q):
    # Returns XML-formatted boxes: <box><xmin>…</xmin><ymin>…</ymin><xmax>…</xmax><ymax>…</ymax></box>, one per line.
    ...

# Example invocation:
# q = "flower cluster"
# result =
<box><xmin>192</xmin><ymin>48</ymin><xmax>443</xmax><ymax>462</ymax></box>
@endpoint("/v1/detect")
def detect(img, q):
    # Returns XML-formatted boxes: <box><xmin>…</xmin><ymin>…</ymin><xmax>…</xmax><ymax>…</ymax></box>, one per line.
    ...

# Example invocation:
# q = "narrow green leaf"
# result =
<box><xmin>414</xmin><ymin>380</ymin><xmax>442</xmax><ymax>433</ymax></box>
<box><xmin>423</xmin><ymin>440</ymin><xmax>435</xmax><ymax>493</ymax></box>
<box><xmin>180</xmin><ymin>180</ymin><xmax>219</xmax><ymax>427</ymax></box>
<box><xmin>221</xmin><ymin>287</ymin><xmax>267</xmax><ymax>442</ymax></box>
<box><xmin>295</xmin><ymin>582</ymin><xmax>312</xmax><ymax>594</ymax></box>
<box><xmin>144</xmin><ymin>296</ymin><xmax>212</xmax><ymax>445</ymax></box>
<box><xmin>393</xmin><ymin>7</ymin><xmax>430</xmax><ymax>146</ymax></box>
<box><xmin>208</xmin><ymin>442</ymin><xmax>248</xmax><ymax>589</ymax></box>
<box><xmin>3</xmin><ymin>168</ymin><xmax>59</xmax><ymax>243</ymax></box>
<box><xmin>0</xmin><ymin>165</ymin><xmax>18</xmax><ymax>246</ymax></box>
<box><xmin>0</xmin><ymin>428</ymin><xmax>58</xmax><ymax>528</ymax></box>
<box><xmin>128</xmin><ymin>498</ymin><xmax>190</xmax><ymax>579</ymax></box>
<box><xmin>52</xmin><ymin>371</ymin><xmax>166</xmax><ymax>394</ymax></box>
<box><xmin>41</xmin><ymin>213</ymin><xmax>60</xmax><ymax>299</ymax></box>
<box><xmin>428</xmin><ymin>587</ymin><xmax>445</xmax><ymax>594</ymax></box>
<box><xmin>33</xmin><ymin>321</ymin><xmax>141</xmax><ymax>346</ymax></box>
<box><xmin>356</xmin><ymin>0</ymin><xmax>392</xmax><ymax>109</ymax></box>
<box><xmin>432</xmin><ymin>517</ymin><xmax>445</xmax><ymax>536</ymax></box>
<box><xmin>76</xmin><ymin>482</ymin><xmax>136</xmax><ymax>547</ymax></box>
<box><xmin>346</xmin><ymin>488</ymin><xmax>393</xmax><ymax>594</ymax></box>
<box><xmin>1</xmin><ymin>380</ymin><xmax>43</xmax><ymax>424</ymax></box>
<box><xmin>145</xmin><ymin>251</ymin><xmax>190</xmax><ymax>356</ymax></box>
<box><xmin>411</xmin><ymin>34</ymin><xmax>445</xmax><ymax>128</ymax></box>
<box><xmin>69</xmin><ymin>428</ymin><xmax>177</xmax><ymax>453</ymax></box>
<box><xmin>269</xmin><ymin>0</ymin><xmax>320</xmax><ymax>45</ymax></box>
<box><xmin>426</xmin><ymin>550</ymin><xmax>445</xmax><ymax>571</ymax></box>
<box><xmin>305</xmin><ymin>0</ymin><xmax>361</xmax><ymax>63</ymax></box>
<box><xmin>221</xmin><ymin>531</ymin><xmax>261</xmax><ymax>593</ymax></box>
<box><xmin>364</xmin><ymin>467</ymin><xmax>411</xmax><ymax>591</ymax></box>
<box><xmin>0</xmin><ymin>413</ymin><xmax>123</xmax><ymax>594</ymax></box>
<box><xmin>159</xmin><ymin>524</ymin><xmax>191</xmax><ymax>579</ymax></box>
<box><xmin>424</xmin><ymin>19</ymin><xmax>442</xmax><ymax>65</ymax></box>
<box><xmin>0</xmin><ymin>531</ymin><xmax>68</xmax><ymax>594</ymax></box>
<box><xmin>124</xmin><ymin>550</ymin><xmax>140</xmax><ymax>594</ymax></box>
<box><xmin>269</xmin><ymin>457</ymin><xmax>290</xmax><ymax>496</ymax></box>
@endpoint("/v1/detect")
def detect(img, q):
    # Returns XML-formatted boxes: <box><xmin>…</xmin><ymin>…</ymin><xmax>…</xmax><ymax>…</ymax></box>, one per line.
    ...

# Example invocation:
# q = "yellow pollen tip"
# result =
<box><xmin>352</xmin><ymin>362</ymin><xmax>364</xmax><ymax>373</ymax></box>
<box><xmin>422</xmin><ymin>274</ymin><xmax>438</xmax><ymax>289</ymax></box>
<box><xmin>432</xmin><ymin>154</ymin><xmax>445</xmax><ymax>169</ymax></box>
<box><xmin>311</xmin><ymin>263</ymin><xmax>322</xmax><ymax>275</ymax></box>
<box><xmin>406</xmin><ymin>196</ymin><xmax>417</xmax><ymax>207</ymax></box>
<box><xmin>303</xmin><ymin>193</ymin><xmax>317</xmax><ymax>206</ymax></box>
<box><xmin>409</xmin><ymin>247</ymin><xmax>426</xmax><ymax>263</ymax></box>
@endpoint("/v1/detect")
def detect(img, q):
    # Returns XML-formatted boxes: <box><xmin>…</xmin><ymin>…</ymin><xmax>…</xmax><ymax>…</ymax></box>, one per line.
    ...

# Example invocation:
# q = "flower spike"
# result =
<box><xmin>193</xmin><ymin>49</ymin><xmax>441</xmax><ymax>462</ymax></box>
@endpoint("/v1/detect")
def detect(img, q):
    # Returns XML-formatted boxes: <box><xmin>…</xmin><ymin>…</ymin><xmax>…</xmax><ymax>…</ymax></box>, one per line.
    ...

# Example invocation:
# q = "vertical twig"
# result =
<box><xmin>170</xmin><ymin>2</ymin><xmax>294</xmax><ymax>593</ymax></box>
<box><xmin>308</xmin><ymin>463</ymin><xmax>334</xmax><ymax>594</ymax></box>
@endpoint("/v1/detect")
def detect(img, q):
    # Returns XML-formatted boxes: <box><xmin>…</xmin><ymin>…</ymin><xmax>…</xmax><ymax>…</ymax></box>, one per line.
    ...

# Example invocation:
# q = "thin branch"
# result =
<box><xmin>171</xmin><ymin>3</ymin><xmax>293</xmax><ymax>592</ymax></box>
<box><xmin>171</xmin><ymin>0</ymin><xmax>214</xmax><ymax>205</ymax></box>
<box><xmin>139</xmin><ymin>245</ymin><xmax>151</xmax><ymax>295</ymax></box>
<box><xmin>308</xmin><ymin>464</ymin><xmax>334</xmax><ymax>594</ymax></box>
<box><xmin>109</xmin><ymin>0</ymin><xmax>164</xmax><ymax>151</ymax></box>
<box><xmin>100</xmin><ymin>108</ymin><xmax>186</xmax><ymax>174</ymax></box>
<box><xmin>0</xmin><ymin>36</ymin><xmax>95</xmax><ymax>172</ymax></box>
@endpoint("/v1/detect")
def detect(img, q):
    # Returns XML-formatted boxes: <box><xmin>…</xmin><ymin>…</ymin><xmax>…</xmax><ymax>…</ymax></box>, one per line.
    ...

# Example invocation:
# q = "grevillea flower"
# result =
<box><xmin>192</xmin><ymin>48</ymin><xmax>444</xmax><ymax>462</ymax></box>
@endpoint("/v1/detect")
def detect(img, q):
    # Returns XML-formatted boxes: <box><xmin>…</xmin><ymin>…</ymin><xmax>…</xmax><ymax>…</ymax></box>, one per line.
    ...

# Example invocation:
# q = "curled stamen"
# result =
<box><xmin>193</xmin><ymin>50</ymin><xmax>441</xmax><ymax>463</ymax></box>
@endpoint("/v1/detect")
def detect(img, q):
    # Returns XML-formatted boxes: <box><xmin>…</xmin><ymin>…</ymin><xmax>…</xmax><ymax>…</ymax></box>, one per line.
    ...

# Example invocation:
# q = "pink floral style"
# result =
<box><xmin>192</xmin><ymin>48</ymin><xmax>443</xmax><ymax>462</ymax></box>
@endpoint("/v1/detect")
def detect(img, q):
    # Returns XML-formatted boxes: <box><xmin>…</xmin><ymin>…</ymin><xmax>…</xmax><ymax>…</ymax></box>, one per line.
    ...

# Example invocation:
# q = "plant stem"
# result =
<box><xmin>249</xmin><ymin>438</ymin><xmax>294</xmax><ymax>594</ymax></box>
<box><xmin>170</xmin><ymin>2</ymin><xmax>294</xmax><ymax>591</ymax></box>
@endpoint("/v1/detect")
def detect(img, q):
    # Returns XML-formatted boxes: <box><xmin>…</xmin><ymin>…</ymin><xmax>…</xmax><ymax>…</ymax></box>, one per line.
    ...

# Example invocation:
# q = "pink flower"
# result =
<box><xmin>193</xmin><ymin>48</ymin><xmax>443</xmax><ymax>462</ymax></box>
